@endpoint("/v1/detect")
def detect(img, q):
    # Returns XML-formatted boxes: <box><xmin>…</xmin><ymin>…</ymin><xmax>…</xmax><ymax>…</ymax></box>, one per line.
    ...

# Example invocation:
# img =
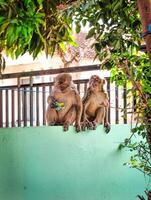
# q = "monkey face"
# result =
<box><xmin>54</xmin><ymin>73</ymin><xmax>72</xmax><ymax>91</ymax></box>
<box><xmin>89</xmin><ymin>75</ymin><xmax>105</xmax><ymax>92</ymax></box>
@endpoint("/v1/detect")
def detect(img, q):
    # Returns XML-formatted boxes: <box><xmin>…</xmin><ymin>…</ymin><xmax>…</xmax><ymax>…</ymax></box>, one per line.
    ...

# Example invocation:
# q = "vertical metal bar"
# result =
<box><xmin>11</xmin><ymin>89</ymin><xmax>15</xmax><ymax>127</ymax></box>
<box><xmin>17</xmin><ymin>78</ymin><xmax>21</xmax><ymax>127</ymax></box>
<box><xmin>42</xmin><ymin>86</ymin><xmax>46</xmax><ymax>125</ymax></box>
<box><xmin>123</xmin><ymin>82</ymin><xmax>127</xmax><ymax>124</ymax></box>
<box><xmin>49</xmin><ymin>86</ymin><xmax>52</xmax><ymax>94</ymax></box>
<box><xmin>5</xmin><ymin>89</ymin><xmax>9</xmax><ymax>127</ymax></box>
<box><xmin>23</xmin><ymin>87</ymin><xmax>27</xmax><ymax>126</ymax></box>
<box><xmin>22</xmin><ymin>87</ymin><xmax>24</xmax><ymax>125</ymax></box>
<box><xmin>107</xmin><ymin>78</ymin><xmax>110</xmax><ymax>124</ymax></box>
<box><xmin>30</xmin><ymin>76</ymin><xmax>33</xmax><ymax>126</ymax></box>
<box><xmin>77</xmin><ymin>83</ymin><xmax>80</xmax><ymax>94</ymax></box>
<box><xmin>115</xmin><ymin>85</ymin><xmax>119</xmax><ymax>124</ymax></box>
<box><xmin>84</xmin><ymin>82</ymin><xmax>87</xmax><ymax>93</ymax></box>
<box><xmin>36</xmin><ymin>87</ymin><xmax>39</xmax><ymax>126</ymax></box>
<box><xmin>0</xmin><ymin>89</ymin><xmax>3</xmax><ymax>127</ymax></box>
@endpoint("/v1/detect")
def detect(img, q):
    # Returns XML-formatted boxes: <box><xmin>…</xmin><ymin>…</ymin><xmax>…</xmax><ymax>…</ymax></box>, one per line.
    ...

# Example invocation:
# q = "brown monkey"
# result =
<box><xmin>46</xmin><ymin>73</ymin><xmax>82</xmax><ymax>132</ymax></box>
<box><xmin>81</xmin><ymin>75</ymin><xmax>110</xmax><ymax>133</ymax></box>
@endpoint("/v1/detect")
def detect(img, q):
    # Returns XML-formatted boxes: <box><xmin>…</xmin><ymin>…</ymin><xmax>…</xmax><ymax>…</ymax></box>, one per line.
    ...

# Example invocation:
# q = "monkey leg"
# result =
<box><xmin>63</xmin><ymin>106</ymin><xmax>76</xmax><ymax>132</ymax></box>
<box><xmin>46</xmin><ymin>107</ymin><xmax>58</xmax><ymax>126</ymax></box>
<box><xmin>81</xmin><ymin>103</ymin><xmax>94</xmax><ymax>131</ymax></box>
<box><xmin>75</xmin><ymin>95</ymin><xmax>82</xmax><ymax>132</ymax></box>
<box><xmin>92</xmin><ymin>107</ymin><xmax>105</xmax><ymax>130</ymax></box>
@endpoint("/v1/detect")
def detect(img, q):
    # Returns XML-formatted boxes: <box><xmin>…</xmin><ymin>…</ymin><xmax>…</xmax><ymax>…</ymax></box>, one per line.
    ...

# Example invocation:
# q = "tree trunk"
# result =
<box><xmin>137</xmin><ymin>2</ymin><xmax>151</xmax><ymax>199</ymax></box>
<box><xmin>137</xmin><ymin>0</ymin><xmax>151</xmax><ymax>61</ymax></box>
<box><xmin>137</xmin><ymin>0</ymin><xmax>151</xmax><ymax>142</ymax></box>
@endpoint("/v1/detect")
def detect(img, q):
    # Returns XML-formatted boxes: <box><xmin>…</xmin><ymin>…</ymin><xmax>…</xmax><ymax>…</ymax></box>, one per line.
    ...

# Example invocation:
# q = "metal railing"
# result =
<box><xmin>0</xmin><ymin>65</ymin><xmax>135</xmax><ymax>128</ymax></box>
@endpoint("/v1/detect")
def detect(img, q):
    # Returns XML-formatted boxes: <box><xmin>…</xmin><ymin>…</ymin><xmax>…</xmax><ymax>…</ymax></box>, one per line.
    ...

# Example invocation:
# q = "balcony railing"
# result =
<box><xmin>0</xmin><ymin>65</ymin><xmax>135</xmax><ymax>128</ymax></box>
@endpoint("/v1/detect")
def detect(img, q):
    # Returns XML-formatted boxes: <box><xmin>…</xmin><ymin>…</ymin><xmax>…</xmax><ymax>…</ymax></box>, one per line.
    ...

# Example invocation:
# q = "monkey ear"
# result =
<box><xmin>102</xmin><ymin>79</ymin><xmax>106</xmax><ymax>84</ymax></box>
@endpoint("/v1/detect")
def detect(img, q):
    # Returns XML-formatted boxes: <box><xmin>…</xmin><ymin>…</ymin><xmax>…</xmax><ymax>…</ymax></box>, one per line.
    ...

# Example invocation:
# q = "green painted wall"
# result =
<box><xmin>0</xmin><ymin>125</ymin><xmax>149</xmax><ymax>200</ymax></box>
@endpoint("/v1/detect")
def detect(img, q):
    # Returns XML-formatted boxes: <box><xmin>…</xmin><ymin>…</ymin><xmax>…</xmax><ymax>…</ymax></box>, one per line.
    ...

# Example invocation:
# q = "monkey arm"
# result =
<box><xmin>104</xmin><ymin>106</ymin><xmax>109</xmax><ymax>124</ymax></box>
<box><xmin>75</xmin><ymin>94</ymin><xmax>83</xmax><ymax>125</ymax></box>
<box><xmin>81</xmin><ymin>101</ymin><xmax>90</xmax><ymax>122</ymax></box>
<box><xmin>103</xmin><ymin>97</ymin><xmax>111</xmax><ymax>133</ymax></box>
<box><xmin>103</xmin><ymin>93</ymin><xmax>109</xmax><ymax>124</ymax></box>
<box><xmin>81</xmin><ymin>101</ymin><xmax>94</xmax><ymax>131</ymax></box>
<box><xmin>73</xmin><ymin>95</ymin><xmax>82</xmax><ymax>132</ymax></box>
<box><xmin>81</xmin><ymin>88</ymin><xmax>92</xmax><ymax>122</ymax></box>
<box><xmin>103</xmin><ymin>93</ymin><xmax>109</xmax><ymax>106</ymax></box>
<box><xmin>82</xmin><ymin>88</ymin><xmax>91</xmax><ymax>104</ymax></box>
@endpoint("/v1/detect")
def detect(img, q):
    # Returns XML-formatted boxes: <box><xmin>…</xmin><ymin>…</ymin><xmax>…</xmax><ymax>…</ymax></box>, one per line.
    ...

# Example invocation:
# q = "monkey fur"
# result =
<box><xmin>46</xmin><ymin>73</ymin><xmax>82</xmax><ymax>132</ymax></box>
<box><xmin>81</xmin><ymin>75</ymin><xmax>111</xmax><ymax>133</ymax></box>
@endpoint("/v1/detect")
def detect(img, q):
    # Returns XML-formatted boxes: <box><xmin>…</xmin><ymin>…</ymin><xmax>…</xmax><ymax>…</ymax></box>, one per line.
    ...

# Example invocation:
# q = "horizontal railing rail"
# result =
<box><xmin>1</xmin><ymin>65</ymin><xmax>101</xmax><ymax>79</ymax></box>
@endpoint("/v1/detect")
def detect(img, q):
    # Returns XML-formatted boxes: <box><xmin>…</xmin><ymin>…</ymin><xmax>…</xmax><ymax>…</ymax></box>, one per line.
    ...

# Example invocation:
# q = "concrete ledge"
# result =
<box><xmin>0</xmin><ymin>125</ymin><xmax>148</xmax><ymax>200</ymax></box>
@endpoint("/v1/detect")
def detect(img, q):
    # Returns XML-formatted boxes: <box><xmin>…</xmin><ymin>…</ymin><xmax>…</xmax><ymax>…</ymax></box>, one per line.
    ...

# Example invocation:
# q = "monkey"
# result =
<box><xmin>81</xmin><ymin>75</ymin><xmax>111</xmax><ymax>133</ymax></box>
<box><xmin>46</xmin><ymin>73</ymin><xmax>82</xmax><ymax>132</ymax></box>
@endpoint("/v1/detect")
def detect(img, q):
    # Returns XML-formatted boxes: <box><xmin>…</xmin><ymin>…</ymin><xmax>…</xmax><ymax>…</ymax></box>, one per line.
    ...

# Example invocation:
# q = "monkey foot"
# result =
<box><xmin>81</xmin><ymin>121</ymin><xmax>86</xmax><ymax>131</ymax></box>
<box><xmin>48</xmin><ymin>122</ymin><xmax>56</xmax><ymax>126</ymax></box>
<box><xmin>75</xmin><ymin>124</ymin><xmax>81</xmax><ymax>133</ymax></box>
<box><xmin>104</xmin><ymin>123</ymin><xmax>111</xmax><ymax>134</ymax></box>
<box><xmin>86</xmin><ymin>121</ymin><xmax>93</xmax><ymax>130</ymax></box>
<box><xmin>63</xmin><ymin>123</ymin><xmax>69</xmax><ymax>132</ymax></box>
<box><xmin>92</xmin><ymin>121</ymin><xmax>98</xmax><ymax>130</ymax></box>
<box><xmin>81</xmin><ymin>120</ymin><xmax>93</xmax><ymax>131</ymax></box>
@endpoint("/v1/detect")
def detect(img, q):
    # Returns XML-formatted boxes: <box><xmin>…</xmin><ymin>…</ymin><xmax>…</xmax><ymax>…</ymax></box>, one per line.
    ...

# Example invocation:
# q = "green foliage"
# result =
<box><xmin>62</xmin><ymin>0</ymin><xmax>151</xmax><ymax>180</ymax></box>
<box><xmin>119</xmin><ymin>125</ymin><xmax>151</xmax><ymax>176</ymax></box>
<box><xmin>0</xmin><ymin>0</ymin><xmax>75</xmax><ymax>71</ymax></box>
<box><xmin>63</xmin><ymin>0</ymin><xmax>141</xmax><ymax>61</ymax></box>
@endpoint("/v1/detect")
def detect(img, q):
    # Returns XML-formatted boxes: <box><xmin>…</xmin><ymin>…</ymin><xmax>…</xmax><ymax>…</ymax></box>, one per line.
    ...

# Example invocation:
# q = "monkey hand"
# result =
<box><xmin>102</xmin><ymin>99</ymin><xmax>109</xmax><ymax>107</ymax></box>
<box><xmin>81</xmin><ymin>120</ymin><xmax>87</xmax><ymax>131</ymax></box>
<box><xmin>75</xmin><ymin>123</ymin><xmax>81</xmax><ymax>133</ymax></box>
<box><xmin>104</xmin><ymin>122</ymin><xmax>111</xmax><ymax>134</ymax></box>
<box><xmin>63</xmin><ymin>122</ymin><xmax>69</xmax><ymax>132</ymax></box>
<box><xmin>92</xmin><ymin>121</ymin><xmax>99</xmax><ymax>130</ymax></box>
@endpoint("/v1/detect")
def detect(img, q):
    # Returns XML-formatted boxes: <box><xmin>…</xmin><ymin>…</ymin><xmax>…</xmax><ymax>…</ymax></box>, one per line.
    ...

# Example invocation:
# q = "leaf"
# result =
<box><xmin>36</xmin><ymin>26</ymin><xmax>46</xmax><ymax>43</ymax></box>
<box><xmin>0</xmin><ymin>20</ymin><xmax>10</xmax><ymax>34</ymax></box>
<box><xmin>86</xmin><ymin>27</ymin><xmax>95</xmax><ymax>39</ymax></box>
<box><xmin>113</xmin><ymin>0</ymin><xmax>123</xmax><ymax>11</ymax></box>
<box><xmin>15</xmin><ymin>47</ymin><xmax>22</xmax><ymax>58</ymax></box>
<box><xmin>6</xmin><ymin>25</ymin><xmax>17</xmax><ymax>48</ymax></box>
<box><xmin>82</xmin><ymin>19</ymin><xmax>87</xmax><ymax>26</ymax></box>
<box><xmin>75</xmin><ymin>22</ymin><xmax>81</xmax><ymax>33</ymax></box>
<box><xmin>115</xmin><ymin>40</ymin><xmax>120</xmax><ymax>49</ymax></box>
<box><xmin>58</xmin><ymin>42</ymin><xmax>66</xmax><ymax>52</ymax></box>
<box><xmin>118</xmin><ymin>143</ymin><xmax>125</xmax><ymax>150</ymax></box>
<box><xmin>0</xmin><ymin>16</ymin><xmax>5</xmax><ymax>25</ymax></box>
<box><xmin>95</xmin><ymin>43</ymin><xmax>101</xmax><ymax>52</ymax></box>
<box><xmin>37</xmin><ymin>0</ymin><xmax>44</xmax><ymax>7</ymax></box>
<box><xmin>35</xmin><ymin>12</ymin><xmax>45</xmax><ymax>19</ymax></box>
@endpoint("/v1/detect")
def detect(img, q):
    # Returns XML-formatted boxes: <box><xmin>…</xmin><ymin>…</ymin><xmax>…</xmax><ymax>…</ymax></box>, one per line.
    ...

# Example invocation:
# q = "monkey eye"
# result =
<box><xmin>59</xmin><ymin>80</ymin><xmax>64</xmax><ymax>84</ymax></box>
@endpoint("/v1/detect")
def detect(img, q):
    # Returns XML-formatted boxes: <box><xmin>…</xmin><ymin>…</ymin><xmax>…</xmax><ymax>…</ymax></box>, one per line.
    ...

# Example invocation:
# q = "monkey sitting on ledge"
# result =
<box><xmin>81</xmin><ymin>75</ymin><xmax>111</xmax><ymax>133</ymax></box>
<box><xmin>46</xmin><ymin>73</ymin><xmax>82</xmax><ymax>132</ymax></box>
